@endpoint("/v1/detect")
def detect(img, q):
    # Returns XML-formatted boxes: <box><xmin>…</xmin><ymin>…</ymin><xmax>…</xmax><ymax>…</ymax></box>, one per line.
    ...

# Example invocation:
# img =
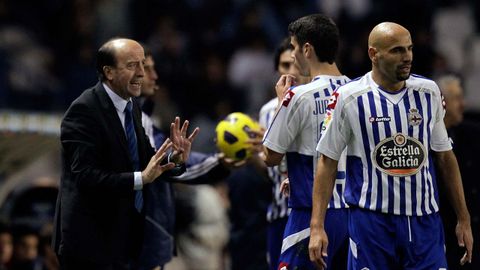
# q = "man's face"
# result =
<box><xmin>444</xmin><ymin>81</ymin><xmax>465</xmax><ymax>127</ymax></box>
<box><xmin>14</xmin><ymin>235</ymin><xmax>38</xmax><ymax>261</ymax></box>
<box><xmin>375</xmin><ymin>33</ymin><xmax>413</xmax><ymax>84</ymax></box>
<box><xmin>0</xmin><ymin>233</ymin><xmax>12</xmax><ymax>263</ymax></box>
<box><xmin>290</xmin><ymin>36</ymin><xmax>309</xmax><ymax>77</ymax></box>
<box><xmin>106</xmin><ymin>41</ymin><xmax>145</xmax><ymax>99</ymax></box>
<box><xmin>278</xmin><ymin>49</ymin><xmax>303</xmax><ymax>78</ymax></box>
<box><xmin>278</xmin><ymin>50</ymin><xmax>294</xmax><ymax>75</ymax></box>
<box><xmin>142</xmin><ymin>56</ymin><xmax>158</xmax><ymax>97</ymax></box>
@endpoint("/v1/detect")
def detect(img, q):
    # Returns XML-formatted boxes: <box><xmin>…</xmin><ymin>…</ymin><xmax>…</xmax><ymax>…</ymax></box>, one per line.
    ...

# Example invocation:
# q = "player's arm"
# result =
<box><xmin>263</xmin><ymin>147</ymin><xmax>284</xmax><ymax>167</ymax></box>
<box><xmin>434</xmin><ymin>149</ymin><xmax>473</xmax><ymax>265</ymax></box>
<box><xmin>309</xmin><ymin>154</ymin><xmax>338</xmax><ymax>269</ymax></box>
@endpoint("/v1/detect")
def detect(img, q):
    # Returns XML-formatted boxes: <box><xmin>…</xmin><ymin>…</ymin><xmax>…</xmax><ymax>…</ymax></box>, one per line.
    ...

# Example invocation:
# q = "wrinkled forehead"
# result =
<box><xmin>378</xmin><ymin>30</ymin><xmax>412</xmax><ymax>51</ymax></box>
<box><xmin>113</xmin><ymin>41</ymin><xmax>145</xmax><ymax>62</ymax></box>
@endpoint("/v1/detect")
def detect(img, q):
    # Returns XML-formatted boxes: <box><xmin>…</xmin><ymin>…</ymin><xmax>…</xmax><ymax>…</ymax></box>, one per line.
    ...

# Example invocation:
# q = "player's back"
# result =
<box><xmin>264</xmin><ymin>75</ymin><xmax>349</xmax><ymax>208</ymax></box>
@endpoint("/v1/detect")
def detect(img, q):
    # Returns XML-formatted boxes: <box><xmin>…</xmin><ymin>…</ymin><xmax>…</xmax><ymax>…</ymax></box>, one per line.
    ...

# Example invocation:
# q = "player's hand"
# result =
<box><xmin>218</xmin><ymin>153</ymin><xmax>247</xmax><ymax>169</ymax></box>
<box><xmin>170</xmin><ymin>116</ymin><xmax>200</xmax><ymax>163</ymax></box>
<box><xmin>275</xmin><ymin>74</ymin><xmax>296</xmax><ymax>102</ymax></box>
<box><xmin>246</xmin><ymin>128</ymin><xmax>265</xmax><ymax>154</ymax></box>
<box><xmin>309</xmin><ymin>226</ymin><xmax>328</xmax><ymax>270</ymax></box>
<box><xmin>142</xmin><ymin>139</ymin><xmax>175</xmax><ymax>184</ymax></box>
<box><xmin>456</xmin><ymin>219</ymin><xmax>473</xmax><ymax>265</ymax></box>
<box><xmin>280</xmin><ymin>178</ymin><xmax>290</xmax><ymax>198</ymax></box>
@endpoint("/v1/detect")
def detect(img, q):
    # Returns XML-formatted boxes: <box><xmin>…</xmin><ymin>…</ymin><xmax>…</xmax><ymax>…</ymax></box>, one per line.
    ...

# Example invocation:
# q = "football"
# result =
<box><xmin>215</xmin><ymin>112</ymin><xmax>260</xmax><ymax>160</ymax></box>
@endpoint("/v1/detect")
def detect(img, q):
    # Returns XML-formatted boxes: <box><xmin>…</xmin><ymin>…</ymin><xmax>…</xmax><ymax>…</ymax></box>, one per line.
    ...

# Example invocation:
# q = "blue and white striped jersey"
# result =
<box><xmin>259</xmin><ymin>98</ymin><xmax>289</xmax><ymax>222</ymax></box>
<box><xmin>263</xmin><ymin>75</ymin><xmax>350</xmax><ymax>209</ymax></box>
<box><xmin>317</xmin><ymin>72</ymin><xmax>451</xmax><ymax>216</ymax></box>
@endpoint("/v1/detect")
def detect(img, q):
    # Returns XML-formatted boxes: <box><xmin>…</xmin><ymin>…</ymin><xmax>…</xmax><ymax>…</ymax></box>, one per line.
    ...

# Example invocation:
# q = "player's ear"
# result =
<box><xmin>368</xmin><ymin>46</ymin><xmax>378</xmax><ymax>63</ymax></box>
<box><xmin>304</xmin><ymin>42</ymin><xmax>312</xmax><ymax>58</ymax></box>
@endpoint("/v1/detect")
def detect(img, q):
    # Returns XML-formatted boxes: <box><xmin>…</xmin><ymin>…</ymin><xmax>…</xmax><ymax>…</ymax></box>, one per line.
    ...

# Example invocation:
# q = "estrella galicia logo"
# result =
<box><xmin>372</xmin><ymin>133</ymin><xmax>426</xmax><ymax>176</ymax></box>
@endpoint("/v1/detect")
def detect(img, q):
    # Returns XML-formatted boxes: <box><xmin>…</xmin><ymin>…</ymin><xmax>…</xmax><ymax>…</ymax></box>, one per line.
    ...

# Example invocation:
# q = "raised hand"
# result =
<box><xmin>169</xmin><ymin>116</ymin><xmax>200</xmax><ymax>164</ymax></box>
<box><xmin>275</xmin><ymin>74</ymin><xmax>296</xmax><ymax>102</ymax></box>
<box><xmin>141</xmin><ymin>139</ymin><xmax>175</xmax><ymax>184</ymax></box>
<box><xmin>246</xmin><ymin>128</ymin><xmax>265</xmax><ymax>155</ymax></box>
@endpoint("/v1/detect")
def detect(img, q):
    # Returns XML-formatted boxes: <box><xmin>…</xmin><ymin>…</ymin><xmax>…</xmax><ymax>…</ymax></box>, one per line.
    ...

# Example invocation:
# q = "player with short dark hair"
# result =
<box><xmin>263</xmin><ymin>14</ymin><xmax>349</xmax><ymax>270</ymax></box>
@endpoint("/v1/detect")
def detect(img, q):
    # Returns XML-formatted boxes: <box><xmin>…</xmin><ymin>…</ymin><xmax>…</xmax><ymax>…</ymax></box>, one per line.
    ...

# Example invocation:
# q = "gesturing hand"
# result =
<box><xmin>141</xmin><ymin>139</ymin><xmax>175</xmax><ymax>184</ymax></box>
<box><xmin>170</xmin><ymin>116</ymin><xmax>200</xmax><ymax>164</ymax></box>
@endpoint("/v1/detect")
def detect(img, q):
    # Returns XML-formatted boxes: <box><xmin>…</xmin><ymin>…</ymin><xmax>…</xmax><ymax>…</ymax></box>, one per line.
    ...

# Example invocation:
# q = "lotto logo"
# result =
<box><xmin>327</xmin><ymin>91</ymin><xmax>339</xmax><ymax>110</ymax></box>
<box><xmin>278</xmin><ymin>262</ymin><xmax>289</xmax><ymax>270</ymax></box>
<box><xmin>282</xmin><ymin>90</ymin><xmax>295</xmax><ymax>107</ymax></box>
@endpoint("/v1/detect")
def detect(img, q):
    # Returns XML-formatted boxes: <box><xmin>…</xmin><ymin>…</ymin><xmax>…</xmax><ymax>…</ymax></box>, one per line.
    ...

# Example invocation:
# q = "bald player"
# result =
<box><xmin>310</xmin><ymin>22</ymin><xmax>473</xmax><ymax>269</ymax></box>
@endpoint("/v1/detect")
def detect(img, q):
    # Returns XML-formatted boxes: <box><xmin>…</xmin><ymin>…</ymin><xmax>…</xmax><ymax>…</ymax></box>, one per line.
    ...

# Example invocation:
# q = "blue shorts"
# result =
<box><xmin>348</xmin><ymin>207</ymin><xmax>447</xmax><ymax>270</ymax></box>
<box><xmin>278</xmin><ymin>208</ymin><xmax>348</xmax><ymax>270</ymax></box>
<box><xmin>267</xmin><ymin>217</ymin><xmax>288</xmax><ymax>270</ymax></box>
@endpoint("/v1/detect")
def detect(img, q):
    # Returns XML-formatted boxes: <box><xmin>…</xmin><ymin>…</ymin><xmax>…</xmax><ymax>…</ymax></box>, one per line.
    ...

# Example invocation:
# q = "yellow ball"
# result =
<box><xmin>215</xmin><ymin>112</ymin><xmax>260</xmax><ymax>160</ymax></box>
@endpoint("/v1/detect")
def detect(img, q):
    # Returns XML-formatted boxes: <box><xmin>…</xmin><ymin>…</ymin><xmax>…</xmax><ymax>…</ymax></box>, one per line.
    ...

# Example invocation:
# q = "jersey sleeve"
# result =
<box><xmin>263</xmin><ymin>89</ymin><xmax>305</xmax><ymax>154</ymax></box>
<box><xmin>316</xmin><ymin>90</ymin><xmax>350</xmax><ymax>160</ymax></box>
<box><xmin>430</xmin><ymin>85</ymin><xmax>452</xmax><ymax>152</ymax></box>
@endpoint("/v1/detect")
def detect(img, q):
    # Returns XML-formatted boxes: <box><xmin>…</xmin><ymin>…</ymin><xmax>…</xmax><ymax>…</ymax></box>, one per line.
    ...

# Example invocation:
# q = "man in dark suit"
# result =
<box><xmin>53</xmin><ymin>38</ymin><xmax>198</xmax><ymax>270</ymax></box>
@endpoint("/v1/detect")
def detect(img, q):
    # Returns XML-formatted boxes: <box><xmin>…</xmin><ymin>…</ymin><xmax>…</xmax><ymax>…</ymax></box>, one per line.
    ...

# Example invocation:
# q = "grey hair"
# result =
<box><xmin>436</xmin><ymin>75</ymin><xmax>461</xmax><ymax>94</ymax></box>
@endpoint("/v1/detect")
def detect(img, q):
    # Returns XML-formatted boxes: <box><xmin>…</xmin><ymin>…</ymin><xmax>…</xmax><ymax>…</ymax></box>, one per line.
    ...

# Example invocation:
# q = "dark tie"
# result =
<box><xmin>124</xmin><ymin>101</ymin><xmax>144</xmax><ymax>212</ymax></box>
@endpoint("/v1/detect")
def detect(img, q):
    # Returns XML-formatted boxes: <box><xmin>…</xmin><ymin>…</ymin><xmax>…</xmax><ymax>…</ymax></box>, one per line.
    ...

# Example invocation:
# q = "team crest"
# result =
<box><xmin>407</xmin><ymin>108</ymin><xmax>422</xmax><ymax>126</ymax></box>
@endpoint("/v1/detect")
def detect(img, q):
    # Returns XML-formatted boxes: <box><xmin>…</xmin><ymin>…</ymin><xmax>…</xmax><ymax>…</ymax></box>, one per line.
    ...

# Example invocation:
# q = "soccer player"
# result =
<box><xmin>263</xmin><ymin>14</ymin><xmax>349</xmax><ymax>270</ymax></box>
<box><xmin>310</xmin><ymin>22</ymin><xmax>473</xmax><ymax>269</ymax></box>
<box><xmin>259</xmin><ymin>37</ymin><xmax>309</xmax><ymax>270</ymax></box>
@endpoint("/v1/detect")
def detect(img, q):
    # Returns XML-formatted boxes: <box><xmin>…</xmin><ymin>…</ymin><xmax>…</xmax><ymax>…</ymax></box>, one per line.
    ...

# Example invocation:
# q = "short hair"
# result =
<box><xmin>96</xmin><ymin>39</ymin><xmax>119</xmax><ymax>81</ymax></box>
<box><xmin>140</xmin><ymin>42</ymin><xmax>153</xmax><ymax>58</ymax></box>
<box><xmin>288</xmin><ymin>14</ymin><xmax>339</xmax><ymax>64</ymax></box>
<box><xmin>273</xmin><ymin>38</ymin><xmax>293</xmax><ymax>71</ymax></box>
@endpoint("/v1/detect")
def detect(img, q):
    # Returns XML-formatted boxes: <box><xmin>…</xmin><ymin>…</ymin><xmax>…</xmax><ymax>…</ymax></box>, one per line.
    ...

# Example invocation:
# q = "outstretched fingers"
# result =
<box><xmin>180</xmin><ymin>119</ymin><xmax>189</xmax><ymax>137</ymax></box>
<box><xmin>188</xmin><ymin>127</ymin><xmax>200</xmax><ymax>142</ymax></box>
<box><xmin>154</xmin><ymin>139</ymin><xmax>172</xmax><ymax>164</ymax></box>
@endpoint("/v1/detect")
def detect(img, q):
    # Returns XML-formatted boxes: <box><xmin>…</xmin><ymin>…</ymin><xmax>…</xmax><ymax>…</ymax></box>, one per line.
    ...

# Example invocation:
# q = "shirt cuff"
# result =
<box><xmin>134</xmin><ymin>171</ymin><xmax>143</xmax><ymax>190</ymax></box>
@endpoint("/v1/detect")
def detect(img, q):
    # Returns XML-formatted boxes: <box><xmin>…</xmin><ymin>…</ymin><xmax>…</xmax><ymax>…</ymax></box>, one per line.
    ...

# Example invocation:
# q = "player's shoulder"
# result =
<box><xmin>407</xmin><ymin>74</ymin><xmax>440</xmax><ymax>93</ymax></box>
<box><xmin>260</xmin><ymin>98</ymin><xmax>278</xmax><ymax>115</ymax></box>
<box><xmin>335</xmin><ymin>74</ymin><xmax>368</xmax><ymax>96</ymax></box>
<box><xmin>291</xmin><ymin>75</ymin><xmax>346</xmax><ymax>95</ymax></box>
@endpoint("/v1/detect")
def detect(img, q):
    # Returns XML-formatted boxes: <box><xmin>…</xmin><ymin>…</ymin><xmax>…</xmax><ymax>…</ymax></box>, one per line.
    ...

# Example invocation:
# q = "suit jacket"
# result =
<box><xmin>53</xmin><ymin>82</ymin><xmax>181</xmax><ymax>266</ymax></box>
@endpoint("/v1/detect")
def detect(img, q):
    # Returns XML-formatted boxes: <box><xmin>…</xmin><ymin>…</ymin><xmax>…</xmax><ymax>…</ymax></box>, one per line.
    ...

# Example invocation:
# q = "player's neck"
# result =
<box><xmin>371</xmin><ymin>70</ymin><xmax>405</xmax><ymax>92</ymax></box>
<box><xmin>310</xmin><ymin>62</ymin><xmax>342</xmax><ymax>77</ymax></box>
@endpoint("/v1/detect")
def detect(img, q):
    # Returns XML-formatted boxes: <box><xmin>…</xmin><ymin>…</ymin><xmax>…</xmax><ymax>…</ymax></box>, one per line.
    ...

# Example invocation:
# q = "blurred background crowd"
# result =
<box><xmin>0</xmin><ymin>0</ymin><xmax>479</xmax><ymax>269</ymax></box>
